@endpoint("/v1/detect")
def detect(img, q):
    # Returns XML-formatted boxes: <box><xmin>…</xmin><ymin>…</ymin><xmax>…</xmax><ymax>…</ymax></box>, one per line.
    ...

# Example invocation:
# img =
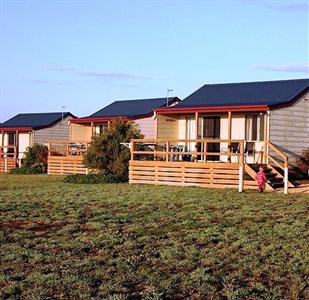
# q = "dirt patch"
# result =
<box><xmin>0</xmin><ymin>221</ymin><xmax>67</xmax><ymax>231</ymax></box>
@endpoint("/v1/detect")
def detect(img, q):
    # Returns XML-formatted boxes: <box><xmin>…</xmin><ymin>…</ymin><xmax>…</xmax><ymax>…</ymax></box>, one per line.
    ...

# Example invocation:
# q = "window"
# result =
<box><xmin>245</xmin><ymin>114</ymin><xmax>264</xmax><ymax>141</ymax></box>
<box><xmin>95</xmin><ymin>124</ymin><xmax>108</xmax><ymax>135</ymax></box>
<box><xmin>186</xmin><ymin>117</ymin><xmax>195</xmax><ymax>151</ymax></box>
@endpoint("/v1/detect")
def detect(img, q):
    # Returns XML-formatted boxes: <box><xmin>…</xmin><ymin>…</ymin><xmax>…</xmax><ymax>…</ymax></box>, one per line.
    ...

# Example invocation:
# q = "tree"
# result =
<box><xmin>22</xmin><ymin>143</ymin><xmax>49</xmax><ymax>173</ymax></box>
<box><xmin>83</xmin><ymin>119</ymin><xmax>143</xmax><ymax>181</ymax></box>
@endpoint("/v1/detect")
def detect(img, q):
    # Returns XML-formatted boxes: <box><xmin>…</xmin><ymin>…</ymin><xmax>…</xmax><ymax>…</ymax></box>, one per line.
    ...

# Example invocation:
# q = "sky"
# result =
<box><xmin>0</xmin><ymin>0</ymin><xmax>308</xmax><ymax>122</ymax></box>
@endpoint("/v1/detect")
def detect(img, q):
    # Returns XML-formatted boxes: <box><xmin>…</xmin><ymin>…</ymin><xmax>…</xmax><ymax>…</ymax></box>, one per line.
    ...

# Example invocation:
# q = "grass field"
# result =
<box><xmin>0</xmin><ymin>175</ymin><xmax>308</xmax><ymax>299</ymax></box>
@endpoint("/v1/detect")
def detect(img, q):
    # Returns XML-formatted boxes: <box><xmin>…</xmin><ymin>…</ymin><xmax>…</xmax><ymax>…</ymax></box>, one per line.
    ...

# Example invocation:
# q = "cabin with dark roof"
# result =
<box><xmin>0</xmin><ymin>112</ymin><xmax>75</xmax><ymax>172</ymax></box>
<box><xmin>129</xmin><ymin>79</ymin><xmax>309</xmax><ymax>194</ymax></box>
<box><xmin>69</xmin><ymin>97</ymin><xmax>181</xmax><ymax>141</ymax></box>
<box><xmin>47</xmin><ymin>97</ymin><xmax>181</xmax><ymax>175</ymax></box>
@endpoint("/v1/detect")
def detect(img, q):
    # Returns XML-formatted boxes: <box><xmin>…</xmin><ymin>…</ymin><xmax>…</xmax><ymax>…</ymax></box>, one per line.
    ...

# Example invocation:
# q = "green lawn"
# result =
<box><xmin>0</xmin><ymin>175</ymin><xmax>308</xmax><ymax>299</ymax></box>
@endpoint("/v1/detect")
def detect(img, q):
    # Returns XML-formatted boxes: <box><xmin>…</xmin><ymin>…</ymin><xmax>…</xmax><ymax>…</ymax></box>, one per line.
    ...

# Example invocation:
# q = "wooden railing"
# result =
<box><xmin>130</xmin><ymin>138</ymin><xmax>245</xmax><ymax>163</ymax></box>
<box><xmin>266</xmin><ymin>141</ymin><xmax>289</xmax><ymax>194</ymax></box>
<box><xmin>0</xmin><ymin>146</ymin><xmax>17</xmax><ymax>173</ymax></box>
<box><xmin>0</xmin><ymin>146</ymin><xmax>17</xmax><ymax>159</ymax></box>
<box><xmin>48</xmin><ymin>141</ymin><xmax>91</xmax><ymax>157</ymax></box>
<box><xmin>130</xmin><ymin>139</ymin><xmax>246</xmax><ymax>192</ymax></box>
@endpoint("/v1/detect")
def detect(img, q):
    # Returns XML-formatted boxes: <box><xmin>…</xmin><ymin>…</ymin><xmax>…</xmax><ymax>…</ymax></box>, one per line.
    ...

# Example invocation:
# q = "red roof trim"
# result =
<box><xmin>70</xmin><ymin>116</ymin><xmax>129</xmax><ymax>124</ymax></box>
<box><xmin>0</xmin><ymin>127</ymin><xmax>33</xmax><ymax>132</ymax></box>
<box><xmin>156</xmin><ymin>105</ymin><xmax>269</xmax><ymax>114</ymax></box>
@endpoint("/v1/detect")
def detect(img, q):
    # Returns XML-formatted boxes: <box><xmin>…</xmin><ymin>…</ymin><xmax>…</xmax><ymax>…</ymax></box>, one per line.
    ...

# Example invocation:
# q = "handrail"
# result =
<box><xmin>130</xmin><ymin>139</ymin><xmax>245</xmax><ymax>164</ymax></box>
<box><xmin>266</xmin><ymin>141</ymin><xmax>289</xmax><ymax>194</ymax></box>
<box><xmin>131</xmin><ymin>138</ymin><xmax>244</xmax><ymax>143</ymax></box>
<box><xmin>0</xmin><ymin>146</ymin><xmax>17</xmax><ymax>159</ymax></box>
<box><xmin>48</xmin><ymin>141</ymin><xmax>91</xmax><ymax>157</ymax></box>
<box><xmin>266</xmin><ymin>141</ymin><xmax>288</xmax><ymax>169</ymax></box>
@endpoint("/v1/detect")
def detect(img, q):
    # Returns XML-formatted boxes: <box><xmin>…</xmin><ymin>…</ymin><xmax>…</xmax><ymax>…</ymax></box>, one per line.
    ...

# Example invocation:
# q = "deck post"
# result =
<box><xmin>195</xmin><ymin>112</ymin><xmax>199</xmax><ymax>161</ymax></box>
<box><xmin>15</xmin><ymin>130</ymin><xmax>19</xmax><ymax>166</ymax></box>
<box><xmin>166</xmin><ymin>141</ymin><xmax>170</xmax><ymax>162</ymax></box>
<box><xmin>130</xmin><ymin>141</ymin><xmax>134</xmax><ymax>161</ymax></box>
<box><xmin>228</xmin><ymin>111</ymin><xmax>232</xmax><ymax>162</ymax></box>
<box><xmin>284</xmin><ymin>157</ymin><xmax>288</xmax><ymax>195</ymax></box>
<box><xmin>239</xmin><ymin>140</ymin><xmax>244</xmax><ymax>192</ymax></box>
<box><xmin>4</xmin><ymin>157</ymin><xmax>7</xmax><ymax>173</ymax></box>
<box><xmin>263</xmin><ymin>112</ymin><xmax>268</xmax><ymax>164</ymax></box>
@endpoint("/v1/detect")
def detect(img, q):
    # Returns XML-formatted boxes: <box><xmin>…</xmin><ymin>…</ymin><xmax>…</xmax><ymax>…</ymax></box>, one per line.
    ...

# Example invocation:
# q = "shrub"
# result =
<box><xmin>9</xmin><ymin>166</ymin><xmax>44</xmax><ymax>175</ymax></box>
<box><xmin>22</xmin><ymin>144</ymin><xmax>49</xmax><ymax>173</ymax></box>
<box><xmin>63</xmin><ymin>172</ymin><xmax>122</xmax><ymax>184</ymax></box>
<box><xmin>83</xmin><ymin>119</ymin><xmax>143</xmax><ymax>181</ymax></box>
<box><xmin>296</xmin><ymin>148</ymin><xmax>309</xmax><ymax>175</ymax></box>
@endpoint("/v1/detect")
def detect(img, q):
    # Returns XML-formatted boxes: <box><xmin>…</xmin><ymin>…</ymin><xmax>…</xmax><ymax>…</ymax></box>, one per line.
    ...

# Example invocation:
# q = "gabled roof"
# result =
<box><xmin>72</xmin><ymin>97</ymin><xmax>181</xmax><ymax>123</ymax></box>
<box><xmin>175</xmin><ymin>79</ymin><xmax>309</xmax><ymax>109</ymax></box>
<box><xmin>89</xmin><ymin>97</ymin><xmax>180</xmax><ymax>118</ymax></box>
<box><xmin>0</xmin><ymin>112</ymin><xmax>75</xmax><ymax>130</ymax></box>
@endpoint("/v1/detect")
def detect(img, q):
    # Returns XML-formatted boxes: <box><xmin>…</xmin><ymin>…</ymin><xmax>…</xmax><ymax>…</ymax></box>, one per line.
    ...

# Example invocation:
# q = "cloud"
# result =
<box><xmin>45</xmin><ymin>65</ymin><xmax>75</xmax><ymax>71</ymax></box>
<box><xmin>244</xmin><ymin>0</ymin><xmax>308</xmax><ymax>12</ymax></box>
<box><xmin>33</xmin><ymin>79</ymin><xmax>74</xmax><ymax>85</ymax></box>
<box><xmin>44</xmin><ymin>65</ymin><xmax>151</xmax><ymax>81</ymax></box>
<box><xmin>252</xmin><ymin>63</ymin><xmax>309</xmax><ymax>73</ymax></box>
<box><xmin>77</xmin><ymin>70</ymin><xmax>151</xmax><ymax>80</ymax></box>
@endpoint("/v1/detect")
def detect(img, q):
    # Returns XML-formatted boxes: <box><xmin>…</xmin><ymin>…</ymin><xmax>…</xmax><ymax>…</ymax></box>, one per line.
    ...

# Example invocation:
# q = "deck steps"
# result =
<box><xmin>246</xmin><ymin>164</ymin><xmax>294</xmax><ymax>190</ymax></box>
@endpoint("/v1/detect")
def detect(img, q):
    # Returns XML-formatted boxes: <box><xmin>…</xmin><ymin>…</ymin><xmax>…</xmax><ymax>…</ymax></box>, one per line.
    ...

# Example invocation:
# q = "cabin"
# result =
<box><xmin>0</xmin><ymin>112</ymin><xmax>75</xmax><ymax>173</ymax></box>
<box><xmin>48</xmin><ymin>97</ymin><xmax>181</xmax><ymax>175</ymax></box>
<box><xmin>129</xmin><ymin>79</ymin><xmax>309</xmax><ymax>194</ymax></box>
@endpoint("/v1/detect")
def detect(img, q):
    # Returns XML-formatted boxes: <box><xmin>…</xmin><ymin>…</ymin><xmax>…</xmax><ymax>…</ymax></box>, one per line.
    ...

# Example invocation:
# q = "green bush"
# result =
<box><xmin>22</xmin><ymin>143</ymin><xmax>48</xmax><ymax>173</ymax></box>
<box><xmin>63</xmin><ymin>172</ymin><xmax>122</xmax><ymax>184</ymax></box>
<box><xmin>9</xmin><ymin>166</ymin><xmax>44</xmax><ymax>175</ymax></box>
<box><xmin>83</xmin><ymin>119</ymin><xmax>143</xmax><ymax>181</ymax></box>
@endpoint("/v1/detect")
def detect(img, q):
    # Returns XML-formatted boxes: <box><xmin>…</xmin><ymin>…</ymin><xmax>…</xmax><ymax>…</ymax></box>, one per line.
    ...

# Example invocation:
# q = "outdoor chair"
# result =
<box><xmin>244</xmin><ymin>142</ymin><xmax>255</xmax><ymax>163</ymax></box>
<box><xmin>221</xmin><ymin>142</ymin><xmax>240</xmax><ymax>162</ymax></box>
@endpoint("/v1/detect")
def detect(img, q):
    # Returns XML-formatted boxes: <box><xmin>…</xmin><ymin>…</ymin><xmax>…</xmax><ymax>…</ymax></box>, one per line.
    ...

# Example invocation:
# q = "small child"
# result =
<box><xmin>255</xmin><ymin>166</ymin><xmax>267</xmax><ymax>192</ymax></box>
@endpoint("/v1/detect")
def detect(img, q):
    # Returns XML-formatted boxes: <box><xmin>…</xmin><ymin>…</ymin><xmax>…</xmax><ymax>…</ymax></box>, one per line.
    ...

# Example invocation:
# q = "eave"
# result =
<box><xmin>155</xmin><ymin>105</ymin><xmax>269</xmax><ymax>114</ymax></box>
<box><xmin>0</xmin><ymin>127</ymin><xmax>33</xmax><ymax>132</ymax></box>
<box><xmin>70</xmin><ymin>116</ymin><xmax>129</xmax><ymax>124</ymax></box>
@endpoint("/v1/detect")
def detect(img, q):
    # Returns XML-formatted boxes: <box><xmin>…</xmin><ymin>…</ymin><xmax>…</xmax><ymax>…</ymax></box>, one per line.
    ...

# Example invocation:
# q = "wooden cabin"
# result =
<box><xmin>129</xmin><ymin>79</ymin><xmax>309</xmax><ymax>193</ymax></box>
<box><xmin>0</xmin><ymin>112</ymin><xmax>75</xmax><ymax>173</ymax></box>
<box><xmin>48</xmin><ymin>97</ymin><xmax>181</xmax><ymax>175</ymax></box>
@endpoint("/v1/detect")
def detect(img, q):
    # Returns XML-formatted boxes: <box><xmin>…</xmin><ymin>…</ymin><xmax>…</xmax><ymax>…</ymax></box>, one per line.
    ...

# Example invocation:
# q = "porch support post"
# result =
<box><xmin>1</xmin><ymin>130</ymin><xmax>4</xmax><ymax>146</ymax></box>
<box><xmin>108</xmin><ymin>121</ymin><xmax>111</xmax><ymax>129</ymax></box>
<box><xmin>91</xmin><ymin>122</ymin><xmax>94</xmax><ymax>136</ymax></box>
<box><xmin>239</xmin><ymin>140</ymin><xmax>244</xmax><ymax>192</ymax></box>
<box><xmin>15</xmin><ymin>130</ymin><xmax>19</xmax><ymax>167</ymax></box>
<box><xmin>228</xmin><ymin>111</ymin><xmax>232</xmax><ymax>162</ymax></box>
<box><xmin>263</xmin><ymin>112</ymin><xmax>268</xmax><ymax>164</ymax></box>
<box><xmin>195</xmin><ymin>112</ymin><xmax>199</xmax><ymax>162</ymax></box>
<box><xmin>284</xmin><ymin>156</ymin><xmax>288</xmax><ymax>195</ymax></box>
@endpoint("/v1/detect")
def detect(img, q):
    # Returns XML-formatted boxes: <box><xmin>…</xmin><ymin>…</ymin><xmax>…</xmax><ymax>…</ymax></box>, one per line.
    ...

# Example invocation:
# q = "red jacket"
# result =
<box><xmin>255</xmin><ymin>171</ymin><xmax>266</xmax><ymax>185</ymax></box>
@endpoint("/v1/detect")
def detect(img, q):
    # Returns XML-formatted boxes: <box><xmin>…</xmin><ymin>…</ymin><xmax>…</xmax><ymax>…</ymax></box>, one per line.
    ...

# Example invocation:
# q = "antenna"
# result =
<box><xmin>61</xmin><ymin>106</ymin><xmax>66</xmax><ymax>125</ymax></box>
<box><xmin>167</xmin><ymin>88</ymin><xmax>173</xmax><ymax>107</ymax></box>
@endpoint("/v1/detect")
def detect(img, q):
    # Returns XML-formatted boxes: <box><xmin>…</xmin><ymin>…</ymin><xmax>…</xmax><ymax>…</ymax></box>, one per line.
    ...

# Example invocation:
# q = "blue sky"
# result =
<box><xmin>0</xmin><ymin>0</ymin><xmax>308</xmax><ymax>121</ymax></box>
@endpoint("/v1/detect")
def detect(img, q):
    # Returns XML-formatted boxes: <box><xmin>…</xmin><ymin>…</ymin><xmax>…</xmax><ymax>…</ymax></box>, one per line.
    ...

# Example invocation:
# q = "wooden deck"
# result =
<box><xmin>47</xmin><ymin>141</ymin><xmax>90</xmax><ymax>175</ymax></box>
<box><xmin>129</xmin><ymin>160</ymin><xmax>260</xmax><ymax>190</ymax></box>
<box><xmin>0</xmin><ymin>146</ymin><xmax>17</xmax><ymax>173</ymax></box>
<box><xmin>129</xmin><ymin>139</ymin><xmax>291</xmax><ymax>193</ymax></box>
<box><xmin>48</xmin><ymin>156</ymin><xmax>88</xmax><ymax>175</ymax></box>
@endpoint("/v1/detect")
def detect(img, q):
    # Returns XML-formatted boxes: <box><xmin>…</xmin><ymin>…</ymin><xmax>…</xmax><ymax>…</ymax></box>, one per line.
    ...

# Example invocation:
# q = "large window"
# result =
<box><xmin>245</xmin><ymin>114</ymin><xmax>264</xmax><ymax>141</ymax></box>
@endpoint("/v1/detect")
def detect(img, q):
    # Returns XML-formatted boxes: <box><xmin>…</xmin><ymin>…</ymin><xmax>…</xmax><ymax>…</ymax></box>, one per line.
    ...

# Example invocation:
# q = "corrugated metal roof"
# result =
<box><xmin>0</xmin><ymin>112</ymin><xmax>75</xmax><ymax>129</ymax></box>
<box><xmin>89</xmin><ymin>97</ymin><xmax>180</xmax><ymax>118</ymax></box>
<box><xmin>176</xmin><ymin>79</ymin><xmax>309</xmax><ymax>108</ymax></box>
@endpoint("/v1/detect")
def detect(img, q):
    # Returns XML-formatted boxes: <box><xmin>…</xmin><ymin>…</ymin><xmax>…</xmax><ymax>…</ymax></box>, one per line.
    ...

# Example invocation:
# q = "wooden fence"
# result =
<box><xmin>47</xmin><ymin>141</ymin><xmax>91</xmax><ymax>175</ymax></box>
<box><xmin>129</xmin><ymin>139</ymin><xmax>290</xmax><ymax>193</ymax></box>
<box><xmin>0</xmin><ymin>146</ymin><xmax>17</xmax><ymax>173</ymax></box>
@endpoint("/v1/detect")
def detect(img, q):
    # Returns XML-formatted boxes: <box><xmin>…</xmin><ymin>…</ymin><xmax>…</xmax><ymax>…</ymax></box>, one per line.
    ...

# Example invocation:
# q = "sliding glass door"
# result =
<box><xmin>201</xmin><ymin>116</ymin><xmax>221</xmax><ymax>161</ymax></box>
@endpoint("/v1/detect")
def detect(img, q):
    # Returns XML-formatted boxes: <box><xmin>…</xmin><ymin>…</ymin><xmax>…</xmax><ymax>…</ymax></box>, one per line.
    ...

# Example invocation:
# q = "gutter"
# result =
<box><xmin>155</xmin><ymin>104</ymin><xmax>269</xmax><ymax>114</ymax></box>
